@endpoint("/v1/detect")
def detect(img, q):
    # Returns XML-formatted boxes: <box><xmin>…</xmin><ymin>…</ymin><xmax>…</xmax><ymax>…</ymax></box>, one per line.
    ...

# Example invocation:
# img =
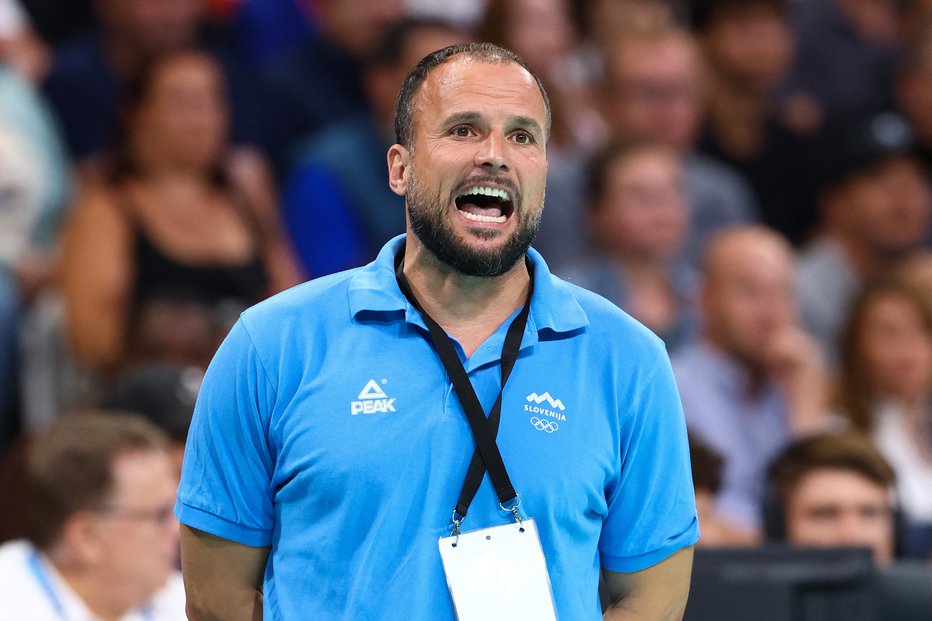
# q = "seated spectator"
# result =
<box><xmin>282</xmin><ymin>17</ymin><xmax>466</xmax><ymax>277</ymax></box>
<box><xmin>42</xmin><ymin>0</ymin><xmax>285</xmax><ymax>173</ymax></box>
<box><xmin>693</xmin><ymin>0</ymin><xmax>821</xmax><ymax>245</ymax></box>
<box><xmin>0</xmin><ymin>411</ymin><xmax>185</xmax><ymax>620</ymax></box>
<box><xmin>0</xmin><ymin>54</ymin><xmax>71</xmax><ymax>450</ymax></box>
<box><xmin>690</xmin><ymin>433</ymin><xmax>759</xmax><ymax>547</ymax></box>
<box><xmin>60</xmin><ymin>50</ymin><xmax>302</xmax><ymax>374</ymax></box>
<box><xmin>266</xmin><ymin>0</ymin><xmax>405</xmax><ymax>148</ymax></box>
<box><xmin>782</xmin><ymin>0</ymin><xmax>900</xmax><ymax>131</ymax></box>
<box><xmin>798</xmin><ymin>113</ymin><xmax>931</xmax><ymax>362</ymax></box>
<box><xmin>559</xmin><ymin>137</ymin><xmax>696</xmax><ymax>351</ymax></box>
<box><xmin>766</xmin><ymin>431</ymin><xmax>897</xmax><ymax>565</ymax></box>
<box><xmin>674</xmin><ymin>226</ymin><xmax>830</xmax><ymax>536</ymax></box>
<box><xmin>599</xmin><ymin>21</ymin><xmax>760</xmax><ymax>267</ymax></box>
<box><xmin>836</xmin><ymin>277</ymin><xmax>932</xmax><ymax>558</ymax></box>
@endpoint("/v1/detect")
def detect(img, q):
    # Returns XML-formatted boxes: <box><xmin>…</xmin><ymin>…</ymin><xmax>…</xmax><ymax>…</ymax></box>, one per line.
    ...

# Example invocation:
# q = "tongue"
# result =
<box><xmin>458</xmin><ymin>201</ymin><xmax>503</xmax><ymax>218</ymax></box>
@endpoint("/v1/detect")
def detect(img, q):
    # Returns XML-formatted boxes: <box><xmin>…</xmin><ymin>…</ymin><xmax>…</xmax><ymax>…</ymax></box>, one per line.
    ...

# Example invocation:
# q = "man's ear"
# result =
<box><xmin>59</xmin><ymin>510</ymin><xmax>106</xmax><ymax>565</ymax></box>
<box><xmin>387</xmin><ymin>144</ymin><xmax>409</xmax><ymax>197</ymax></box>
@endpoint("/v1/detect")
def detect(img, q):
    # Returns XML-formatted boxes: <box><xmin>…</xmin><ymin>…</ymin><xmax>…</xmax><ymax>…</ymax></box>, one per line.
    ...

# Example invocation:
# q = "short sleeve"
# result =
<box><xmin>598</xmin><ymin>349</ymin><xmax>700</xmax><ymax>572</ymax></box>
<box><xmin>174</xmin><ymin>319</ymin><xmax>277</xmax><ymax>547</ymax></box>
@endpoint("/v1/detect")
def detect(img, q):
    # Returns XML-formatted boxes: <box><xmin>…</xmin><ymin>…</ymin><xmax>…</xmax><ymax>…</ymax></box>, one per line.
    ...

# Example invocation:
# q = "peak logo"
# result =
<box><xmin>350</xmin><ymin>379</ymin><xmax>396</xmax><ymax>415</ymax></box>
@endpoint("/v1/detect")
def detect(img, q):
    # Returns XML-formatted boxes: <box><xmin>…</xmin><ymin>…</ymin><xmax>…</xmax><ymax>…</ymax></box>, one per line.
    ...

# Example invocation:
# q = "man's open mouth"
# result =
<box><xmin>454</xmin><ymin>186</ymin><xmax>515</xmax><ymax>223</ymax></box>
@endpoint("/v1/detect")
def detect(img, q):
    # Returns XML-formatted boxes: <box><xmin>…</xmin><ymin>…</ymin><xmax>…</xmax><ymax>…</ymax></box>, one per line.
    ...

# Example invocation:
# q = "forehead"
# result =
<box><xmin>109</xmin><ymin>450</ymin><xmax>176</xmax><ymax>503</ymax></box>
<box><xmin>414</xmin><ymin>57</ymin><xmax>547</xmax><ymax>127</ymax></box>
<box><xmin>611</xmin><ymin>37</ymin><xmax>697</xmax><ymax>78</ymax></box>
<box><xmin>709</xmin><ymin>236</ymin><xmax>794</xmax><ymax>282</ymax></box>
<box><xmin>793</xmin><ymin>469</ymin><xmax>888</xmax><ymax>504</ymax></box>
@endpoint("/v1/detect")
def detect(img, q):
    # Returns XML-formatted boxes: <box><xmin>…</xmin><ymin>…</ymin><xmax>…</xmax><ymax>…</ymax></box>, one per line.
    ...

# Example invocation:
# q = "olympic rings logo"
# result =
<box><xmin>530</xmin><ymin>417</ymin><xmax>559</xmax><ymax>433</ymax></box>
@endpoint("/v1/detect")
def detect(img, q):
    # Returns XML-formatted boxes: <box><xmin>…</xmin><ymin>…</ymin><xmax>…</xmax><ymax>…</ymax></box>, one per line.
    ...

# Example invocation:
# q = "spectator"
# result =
<box><xmin>836</xmin><ymin>277</ymin><xmax>932</xmax><ymax>558</ymax></box>
<box><xmin>690</xmin><ymin>433</ymin><xmax>757</xmax><ymax>547</ymax></box>
<box><xmin>798</xmin><ymin>112</ymin><xmax>931</xmax><ymax>362</ymax></box>
<box><xmin>60</xmin><ymin>50</ymin><xmax>302</xmax><ymax>374</ymax></box>
<box><xmin>282</xmin><ymin>17</ymin><xmax>466</xmax><ymax>277</ymax></box>
<box><xmin>0</xmin><ymin>41</ymin><xmax>71</xmax><ymax>450</ymax></box>
<box><xmin>766</xmin><ymin>431</ymin><xmax>897</xmax><ymax>565</ymax></box>
<box><xmin>600</xmin><ymin>22</ymin><xmax>759</xmax><ymax>267</ymax></box>
<box><xmin>674</xmin><ymin>226</ymin><xmax>830</xmax><ymax>536</ymax></box>
<box><xmin>560</xmin><ymin>137</ymin><xmax>696</xmax><ymax>351</ymax></box>
<box><xmin>693</xmin><ymin>0</ymin><xmax>821</xmax><ymax>245</ymax></box>
<box><xmin>266</xmin><ymin>0</ymin><xmax>405</xmax><ymax>147</ymax></box>
<box><xmin>0</xmin><ymin>411</ymin><xmax>184</xmax><ymax>620</ymax></box>
<box><xmin>782</xmin><ymin>0</ymin><xmax>900</xmax><ymax>132</ymax></box>
<box><xmin>42</xmin><ymin>0</ymin><xmax>284</xmax><ymax>173</ymax></box>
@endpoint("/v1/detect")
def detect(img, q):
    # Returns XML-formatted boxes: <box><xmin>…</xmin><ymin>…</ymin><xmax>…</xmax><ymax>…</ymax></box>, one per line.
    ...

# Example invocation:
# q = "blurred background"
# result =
<box><xmin>0</xmin><ymin>1</ymin><xmax>931</xmax><ymax>619</ymax></box>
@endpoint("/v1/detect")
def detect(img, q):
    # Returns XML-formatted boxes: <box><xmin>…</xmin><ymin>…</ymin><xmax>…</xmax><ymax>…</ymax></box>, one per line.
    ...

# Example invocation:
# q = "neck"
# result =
<box><xmin>402</xmin><ymin>237</ymin><xmax>531</xmax><ymax>357</ymax></box>
<box><xmin>707</xmin><ymin>73</ymin><xmax>770</xmax><ymax>160</ymax></box>
<box><xmin>48</xmin><ymin>555</ymin><xmax>133</xmax><ymax>621</ymax></box>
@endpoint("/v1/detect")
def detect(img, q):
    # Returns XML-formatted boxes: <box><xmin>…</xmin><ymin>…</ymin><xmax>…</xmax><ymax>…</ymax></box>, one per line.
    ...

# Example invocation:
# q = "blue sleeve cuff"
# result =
<box><xmin>599</xmin><ymin>520</ymin><xmax>700</xmax><ymax>573</ymax></box>
<box><xmin>174</xmin><ymin>501</ymin><xmax>273</xmax><ymax>548</ymax></box>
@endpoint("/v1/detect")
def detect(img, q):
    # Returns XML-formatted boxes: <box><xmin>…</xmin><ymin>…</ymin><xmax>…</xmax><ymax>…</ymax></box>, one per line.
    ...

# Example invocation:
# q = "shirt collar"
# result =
<box><xmin>347</xmin><ymin>235</ymin><xmax>590</xmax><ymax>339</ymax></box>
<box><xmin>32</xmin><ymin>547</ymin><xmax>105</xmax><ymax>621</ymax></box>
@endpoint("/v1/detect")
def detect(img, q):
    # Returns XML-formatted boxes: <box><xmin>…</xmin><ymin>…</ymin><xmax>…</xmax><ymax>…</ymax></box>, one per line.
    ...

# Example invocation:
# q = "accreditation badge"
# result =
<box><xmin>438</xmin><ymin>519</ymin><xmax>558</xmax><ymax>620</ymax></box>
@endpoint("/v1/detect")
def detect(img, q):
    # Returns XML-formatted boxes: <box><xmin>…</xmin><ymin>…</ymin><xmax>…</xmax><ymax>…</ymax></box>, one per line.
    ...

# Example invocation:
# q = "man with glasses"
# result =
<box><xmin>0</xmin><ymin>411</ymin><xmax>185</xmax><ymax>620</ymax></box>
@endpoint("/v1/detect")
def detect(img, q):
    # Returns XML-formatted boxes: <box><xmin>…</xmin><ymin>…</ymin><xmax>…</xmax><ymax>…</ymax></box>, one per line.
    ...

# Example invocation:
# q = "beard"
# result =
<box><xmin>406</xmin><ymin>170</ymin><xmax>542</xmax><ymax>278</ymax></box>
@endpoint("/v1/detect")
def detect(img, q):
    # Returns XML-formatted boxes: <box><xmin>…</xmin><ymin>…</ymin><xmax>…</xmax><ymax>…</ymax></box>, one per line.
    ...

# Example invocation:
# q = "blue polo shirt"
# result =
<box><xmin>176</xmin><ymin>236</ymin><xmax>698</xmax><ymax>620</ymax></box>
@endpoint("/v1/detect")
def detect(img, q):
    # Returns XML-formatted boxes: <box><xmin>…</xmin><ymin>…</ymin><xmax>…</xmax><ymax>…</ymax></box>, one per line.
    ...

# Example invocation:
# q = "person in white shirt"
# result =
<box><xmin>0</xmin><ymin>411</ymin><xmax>186</xmax><ymax>620</ymax></box>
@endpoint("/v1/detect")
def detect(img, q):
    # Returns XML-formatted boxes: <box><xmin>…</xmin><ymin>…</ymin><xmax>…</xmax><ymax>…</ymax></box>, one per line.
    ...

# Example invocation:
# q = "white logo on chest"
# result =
<box><xmin>350</xmin><ymin>379</ymin><xmax>397</xmax><ymax>415</ymax></box>
<box><xmin>524</xmin><ymin>391</ymin><xmax>567</xmax><ymax>430</ymax></box>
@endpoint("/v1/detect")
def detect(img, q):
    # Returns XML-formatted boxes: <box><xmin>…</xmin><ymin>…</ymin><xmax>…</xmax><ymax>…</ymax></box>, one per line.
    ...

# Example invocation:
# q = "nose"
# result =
<box><xmin>474</xmin><ymin>131</ymin><xmax>509</xmax><ymax>172</ymax></box>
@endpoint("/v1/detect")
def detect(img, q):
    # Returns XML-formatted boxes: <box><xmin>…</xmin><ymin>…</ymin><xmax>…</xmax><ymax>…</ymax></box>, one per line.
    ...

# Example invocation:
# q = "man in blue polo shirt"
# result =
<box><xmin>176</xmin><ymin>43</ymin><xmax>698</xmax><ymax>620</ymax></box>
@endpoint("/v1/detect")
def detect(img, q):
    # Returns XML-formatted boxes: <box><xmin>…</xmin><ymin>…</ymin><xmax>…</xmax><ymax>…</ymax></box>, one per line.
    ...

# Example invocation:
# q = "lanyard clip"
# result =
<box><xmin>451</xmin><ymin>510</ymin><xmax>465</xmax><ymax>545</ymax></box>
<box><xmin>500</xmin><ymin>494</ymin><xmax>523</xmax><ymax>526</ymax></box>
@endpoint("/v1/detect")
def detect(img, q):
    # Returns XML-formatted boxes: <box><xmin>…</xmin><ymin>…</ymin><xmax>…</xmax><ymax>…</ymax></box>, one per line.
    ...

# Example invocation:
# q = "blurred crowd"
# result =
<box><xmin>0</xmin><ymin>0</ymin><xmax>932</xmax><ymax>617</ymax></box>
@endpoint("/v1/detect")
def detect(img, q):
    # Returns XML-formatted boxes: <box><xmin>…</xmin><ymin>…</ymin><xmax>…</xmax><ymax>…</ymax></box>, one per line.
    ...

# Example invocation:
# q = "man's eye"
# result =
<box><xmin>452</xmin><ymin>126</ymin><xmax>472</xmax><ymax>137</ymax></box>
<box><xmin>513</xmin><ymin>132</ymin><xmax>533</xmax><ymax>144</ymax></box>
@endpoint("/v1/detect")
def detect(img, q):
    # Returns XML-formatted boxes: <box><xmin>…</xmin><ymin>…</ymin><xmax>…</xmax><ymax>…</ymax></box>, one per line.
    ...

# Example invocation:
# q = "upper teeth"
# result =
<box><xmin>459</xmin><ymin>186</ymin><xmax>511</xmax><ymax>202</ymax></box>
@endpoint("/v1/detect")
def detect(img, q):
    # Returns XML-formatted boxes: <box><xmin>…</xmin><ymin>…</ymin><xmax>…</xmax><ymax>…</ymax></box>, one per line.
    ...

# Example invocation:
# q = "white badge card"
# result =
<box><xmin>438</xmin><ymin>519</ymin><xmax>558</xmax><ymax>621</ymax></box>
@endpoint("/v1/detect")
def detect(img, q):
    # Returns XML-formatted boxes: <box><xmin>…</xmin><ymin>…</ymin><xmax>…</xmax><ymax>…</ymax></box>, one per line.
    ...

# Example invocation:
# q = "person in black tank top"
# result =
<box><xmin>61</xmin><ymin>50</ymin><xmax>302</xmax><ymax>373</ymax></box>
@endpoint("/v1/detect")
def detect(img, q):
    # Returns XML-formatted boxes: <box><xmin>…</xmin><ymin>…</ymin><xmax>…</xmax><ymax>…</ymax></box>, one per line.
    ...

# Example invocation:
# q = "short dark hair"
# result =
<box><xmin>768</xmin><ymin>432</ymin><xmax>896</xmax><ymax>509</ymax></box>
<box><xmin>689</xmin><ymin>433</ymin><xmax>724</xmax><ymax>494</ymax></box>
<box><xmin>23</xmin><ymin>411</ymin><xmax>169</xmax><ymax>550</ymax></box>
<box><xmin>586</xmin><ymin>136</ymin><xmax>664</xmax><ymax>208</ymax></box>
<box><xmin>393</xmin><ymin>42</ymin><xmax>551</xmax><ymax>148</ymax></box>
<box><xmin>690</xmin><ymin>0</ymin><xmax>789</xmax><ymax>32</ymax></box>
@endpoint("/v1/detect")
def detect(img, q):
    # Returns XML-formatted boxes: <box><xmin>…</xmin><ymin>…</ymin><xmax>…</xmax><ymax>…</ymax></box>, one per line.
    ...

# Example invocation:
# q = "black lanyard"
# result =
<box><xmin>395</xmin><ymin>252</ymin><xmax>533</xmax><ymax>531</ymax></box>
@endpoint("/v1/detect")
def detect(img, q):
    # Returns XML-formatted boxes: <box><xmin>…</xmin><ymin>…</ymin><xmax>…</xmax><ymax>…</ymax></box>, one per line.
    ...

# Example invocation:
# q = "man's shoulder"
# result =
<box><xmin>548</xmin><ymin>272</ymin><xmax>666</xmax><ymax>356</ymax></box>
